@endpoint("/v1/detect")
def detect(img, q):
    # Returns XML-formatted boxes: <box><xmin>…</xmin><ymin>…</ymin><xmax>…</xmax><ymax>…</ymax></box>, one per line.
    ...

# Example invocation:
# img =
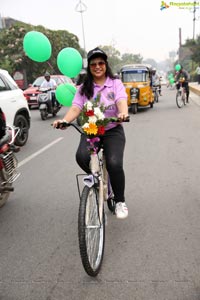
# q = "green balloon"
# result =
<box><xmin>169</xmin><ymin>78</ymin><xmax>175</xmax><ymax>84</ymax></box>
<box><xmin>23</xmin><ymin>31</ymin><xmax>52</xmax><ymax>62</ymax></box>
<box><xmin>175</xmin><ymin>64</ymin><xmax>181</xmax><ymax>71</ymax></box>
<box><xmin>55</xmin><ymin>83</ymin><xmax>77</xmax><ymax>106</ymax></box>
<box><xmin>57</xmin><ymin>47</ymin><xmax>82</xmax><ymax>78</ymax></box>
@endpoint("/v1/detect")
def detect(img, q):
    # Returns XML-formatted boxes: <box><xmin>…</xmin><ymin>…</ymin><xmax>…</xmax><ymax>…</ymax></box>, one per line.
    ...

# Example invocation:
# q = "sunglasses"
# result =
<box><xmin>89</xmin><ymin>61</ymin><xmax>106</xmax><ymax>68</ymax></box>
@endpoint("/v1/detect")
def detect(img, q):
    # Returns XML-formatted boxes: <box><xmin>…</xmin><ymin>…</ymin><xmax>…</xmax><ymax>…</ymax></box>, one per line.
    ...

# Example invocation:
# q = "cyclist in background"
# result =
<box><xmin>53</xmin><ymin>47</ymin><xmax>129</xmax><ymax>219</ymax></box>
<box><xmin>175</xmin><ymin>65</ymin><xmax>190</xmax><ymax>103</ymax></box>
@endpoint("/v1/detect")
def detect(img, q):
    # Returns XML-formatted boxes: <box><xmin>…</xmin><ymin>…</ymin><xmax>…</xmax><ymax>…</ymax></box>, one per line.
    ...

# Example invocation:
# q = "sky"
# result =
<box><xmin>1</xmin><ymin>0</ymin><xmax>200</xmax><ymax>62</ymax></box>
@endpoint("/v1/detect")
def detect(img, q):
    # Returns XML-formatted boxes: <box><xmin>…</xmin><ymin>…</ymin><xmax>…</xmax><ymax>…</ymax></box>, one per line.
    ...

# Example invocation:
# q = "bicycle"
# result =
<box><xmin>176</xmin><ymin>81</ymin><xmax>187</xmax><ymax>108</ymax></box>
<box><xmin>55</xmin><ymin>117</ymin><xmax>129</xmax><ymax>276</ymax></box>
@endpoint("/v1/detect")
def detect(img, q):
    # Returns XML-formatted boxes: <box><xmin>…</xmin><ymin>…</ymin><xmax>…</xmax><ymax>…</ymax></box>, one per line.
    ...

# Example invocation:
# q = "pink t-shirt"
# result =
<box><xmin>72</xmin><ymin>77</ymin><xmax>127</xmax><ymax>130</ymax></box>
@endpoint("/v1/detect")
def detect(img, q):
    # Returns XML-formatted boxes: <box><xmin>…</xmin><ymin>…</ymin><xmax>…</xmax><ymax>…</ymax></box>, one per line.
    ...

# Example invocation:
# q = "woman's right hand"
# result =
<box><xmin>52</xmin><ymin>119</ymin><xmax>68</xmax><ymax>129</ymax></box>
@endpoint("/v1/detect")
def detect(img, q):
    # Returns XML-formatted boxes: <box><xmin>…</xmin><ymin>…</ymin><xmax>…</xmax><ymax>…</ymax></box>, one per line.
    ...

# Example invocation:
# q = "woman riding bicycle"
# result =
<box><xmin>53</xmin><ymin>47</ymin><xmax>129</xmax><ymax>219</ymax></box>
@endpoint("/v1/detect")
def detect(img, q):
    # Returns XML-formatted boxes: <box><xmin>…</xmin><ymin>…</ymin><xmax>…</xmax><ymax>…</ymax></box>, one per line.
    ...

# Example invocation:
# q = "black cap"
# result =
<box><xmin>87</xmin><ymin>47</ymin><xmax>107</xmax><ymax>62</ymax></box>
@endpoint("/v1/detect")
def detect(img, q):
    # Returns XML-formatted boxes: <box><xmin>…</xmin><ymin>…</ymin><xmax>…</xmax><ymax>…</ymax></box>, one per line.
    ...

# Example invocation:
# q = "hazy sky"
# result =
<box><xmin>1</xmin><ymin>0</ymin><xmax>200</xmax><ymax>62</ymax></box>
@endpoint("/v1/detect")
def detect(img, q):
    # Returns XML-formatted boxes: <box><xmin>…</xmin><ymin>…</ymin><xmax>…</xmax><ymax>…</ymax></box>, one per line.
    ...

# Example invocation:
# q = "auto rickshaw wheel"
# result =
<box><xmin>130</xmin><ymin>103</ymin><xmax>137</xmax><ymax>114</ymax></box>
<box><xmin>150</xmin><ymin>102</ymin><xmax>154</xmax><ymax>108</ymax></box>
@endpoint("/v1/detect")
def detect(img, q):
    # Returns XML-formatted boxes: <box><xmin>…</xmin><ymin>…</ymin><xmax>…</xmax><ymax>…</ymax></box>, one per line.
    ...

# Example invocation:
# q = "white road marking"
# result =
<box><xmin>18</xmin><ymin>137</ymin><xmax>64</xmax><ymax>168</ymax></box>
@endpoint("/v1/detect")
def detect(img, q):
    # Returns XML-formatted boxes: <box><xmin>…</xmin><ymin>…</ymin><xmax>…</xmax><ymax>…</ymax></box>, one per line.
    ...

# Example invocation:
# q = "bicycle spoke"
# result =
<box><xmin>85</xmin><ymin>189</ymin><xmax>102</xmax><ymax>269</ymax></box>
<box><xmin>86</xmin><ymin>227</ymin><xmax>102</xmax><ymax>268</ymax></box>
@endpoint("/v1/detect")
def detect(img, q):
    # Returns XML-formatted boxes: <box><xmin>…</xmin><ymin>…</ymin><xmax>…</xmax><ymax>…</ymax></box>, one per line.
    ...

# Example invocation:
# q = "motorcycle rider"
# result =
<box><xmin>40</xmin><ymin>72</ymin><xmax>58</xmax><ymax>107</ymax></box>
<box><xmin>151</xmin><ymin>68</ymin><xmax>162</xmax><ymax>96</ymax></box>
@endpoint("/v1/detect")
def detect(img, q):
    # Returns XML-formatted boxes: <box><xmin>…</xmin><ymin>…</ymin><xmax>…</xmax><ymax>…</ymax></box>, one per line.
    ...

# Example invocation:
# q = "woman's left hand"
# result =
<box><xmin>117</xmin><ymin>113</ymin><xmax>129</xmax><ymax>121</ymax></box>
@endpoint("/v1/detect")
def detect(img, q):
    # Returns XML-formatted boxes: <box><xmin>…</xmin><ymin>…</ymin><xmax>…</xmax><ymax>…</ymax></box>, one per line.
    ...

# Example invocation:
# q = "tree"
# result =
<box><xmin>120</xmin><ymin>53</ymin><xmax>143</xmax><ymax>68</ymax></box>
<box><xmin>184</xmin><ymin>35</ymin><xmax>200</xmax><ymax>64</ymax></box>
<box><xmin>0</xmin><ymin>21</ymin><xmax>83</xmax><ymax>84</ymax></box>
<box><xmin>0</xmin><ymin>19</ymin><xmax>153</xmax><ymax>84</ymax></box>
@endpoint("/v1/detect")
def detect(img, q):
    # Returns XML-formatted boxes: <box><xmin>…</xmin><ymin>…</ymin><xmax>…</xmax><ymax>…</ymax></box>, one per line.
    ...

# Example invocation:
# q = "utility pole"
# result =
<box><xmin>75</xmin><ymin>0</ymin><xmax>87</xmax><ymax>61</ymax></box>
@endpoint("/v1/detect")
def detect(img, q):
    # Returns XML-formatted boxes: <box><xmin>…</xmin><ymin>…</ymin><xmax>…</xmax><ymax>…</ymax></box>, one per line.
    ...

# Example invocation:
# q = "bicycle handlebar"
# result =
<box><xmin>53</xmin><ymin>116</ymin><xmax>130</xmax><ymax>133</ymax></box>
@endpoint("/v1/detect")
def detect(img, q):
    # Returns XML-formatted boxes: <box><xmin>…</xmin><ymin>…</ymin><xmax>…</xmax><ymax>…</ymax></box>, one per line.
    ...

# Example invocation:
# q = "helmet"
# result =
<box><xmin>152</xmin><ymin>68</ymin><xmax>156</xmax><ymax>72</ymax></box>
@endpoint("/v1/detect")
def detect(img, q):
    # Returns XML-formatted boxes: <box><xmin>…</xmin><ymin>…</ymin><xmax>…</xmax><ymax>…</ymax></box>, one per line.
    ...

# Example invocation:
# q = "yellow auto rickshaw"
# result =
<box><xmin>120</xmin><ymin>64</ymin><xmax>154</xmax><ymax>114</ymax></box>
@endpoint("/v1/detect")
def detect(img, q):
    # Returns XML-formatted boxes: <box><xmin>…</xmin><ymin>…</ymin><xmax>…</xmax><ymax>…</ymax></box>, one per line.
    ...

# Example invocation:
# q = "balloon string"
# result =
<box><xmin>47</xmin><ymin>61</ymin><xmax>65</xmax><ymax>84</ymax></box>
<box><xmin>47</xmin><ymin>61</ymin><xmax>55</xmax><ymax>73</ymax></box>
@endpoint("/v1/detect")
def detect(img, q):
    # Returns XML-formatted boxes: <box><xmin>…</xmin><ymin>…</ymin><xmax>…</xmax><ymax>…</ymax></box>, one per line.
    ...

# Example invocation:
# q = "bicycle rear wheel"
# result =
<box><xmin>78</xmin><ymin>185</ymin><xmax>105</xmax><ymax>277</ymax></box>
<box><xmin>176</xmin><ymin>91</ymin><xmax>184</xmax><ymax>108</ymax></box>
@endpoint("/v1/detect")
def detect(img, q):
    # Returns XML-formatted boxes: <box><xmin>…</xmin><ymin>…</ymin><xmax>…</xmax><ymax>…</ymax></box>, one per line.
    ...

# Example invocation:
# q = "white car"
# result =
<box><xmin>0</xmin><ymin>69</ymin><xmax>31</xmax><ymax>146</ymax></box>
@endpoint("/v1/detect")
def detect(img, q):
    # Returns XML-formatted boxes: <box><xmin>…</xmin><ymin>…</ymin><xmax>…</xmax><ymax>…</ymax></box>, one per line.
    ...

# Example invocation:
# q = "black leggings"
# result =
<box><xmin>76</xmin><ymin>125</ymin><xmax>126</xmax><ymax>203</ymax></box>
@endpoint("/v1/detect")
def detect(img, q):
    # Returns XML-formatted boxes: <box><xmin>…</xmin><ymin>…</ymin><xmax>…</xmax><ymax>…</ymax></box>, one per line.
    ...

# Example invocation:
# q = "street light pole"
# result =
<box><xmin>75</xmin><ymin>0</ymin><xmax>87</xmax><ymax>58</ymax></box>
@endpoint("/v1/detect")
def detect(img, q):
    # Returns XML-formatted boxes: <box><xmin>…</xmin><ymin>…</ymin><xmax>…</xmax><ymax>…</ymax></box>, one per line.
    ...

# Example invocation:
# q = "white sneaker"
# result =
<box><xmin>115</xmin><ymin>202</ymin><xmax>128</xmax><ymax>219</ymax></box>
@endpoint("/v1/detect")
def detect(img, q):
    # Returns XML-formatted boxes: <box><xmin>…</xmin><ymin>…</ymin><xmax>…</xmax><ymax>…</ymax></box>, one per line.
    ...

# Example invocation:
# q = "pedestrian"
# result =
<box><xmin>53</xmin><ymin>47</ymin><xmax>129</xmax><ymax>219</ymax></box>
<box><xmin>195</xmin><ymin>64</ymin><xmax>200</xmax><ymax>84</ymax></box>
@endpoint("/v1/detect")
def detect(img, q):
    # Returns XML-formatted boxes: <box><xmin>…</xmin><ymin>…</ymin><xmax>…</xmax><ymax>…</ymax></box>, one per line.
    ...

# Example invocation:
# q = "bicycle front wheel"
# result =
<box><xmin>78</xmin><ymin>185</ymin><xmax>105</xmax><ymax>277</ymax></box>
<box><xmin>176</xmin><ymin>91</ymin><xmax>184</xmax><ymax>108</ymax></box>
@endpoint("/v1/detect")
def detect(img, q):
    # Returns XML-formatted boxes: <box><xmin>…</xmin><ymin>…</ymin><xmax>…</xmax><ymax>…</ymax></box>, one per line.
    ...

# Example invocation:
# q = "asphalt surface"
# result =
<box><xmin>0</xmin><ymin>86</ymin><xmax>200</xmax><ymax>300</ymax></box>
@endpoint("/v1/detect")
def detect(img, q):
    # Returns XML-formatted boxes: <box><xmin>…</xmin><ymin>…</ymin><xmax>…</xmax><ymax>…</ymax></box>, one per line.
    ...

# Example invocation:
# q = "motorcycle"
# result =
<box><xmin>37</xmin><ymin>87</ymin><xmax>61</xmax><ymax>120</ymax></box>
<box><xmin>0</xmin><ymin>125</ymin><xmax>20</xmax><ymax>208</ymax></box>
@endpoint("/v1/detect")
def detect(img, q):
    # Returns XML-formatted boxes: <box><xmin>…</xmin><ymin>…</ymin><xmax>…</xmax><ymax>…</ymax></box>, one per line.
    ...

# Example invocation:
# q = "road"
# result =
<box><xmin>1</xmin><ymin>86</ymin><xmax>200</xmax><ymax>300</ymax></box>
